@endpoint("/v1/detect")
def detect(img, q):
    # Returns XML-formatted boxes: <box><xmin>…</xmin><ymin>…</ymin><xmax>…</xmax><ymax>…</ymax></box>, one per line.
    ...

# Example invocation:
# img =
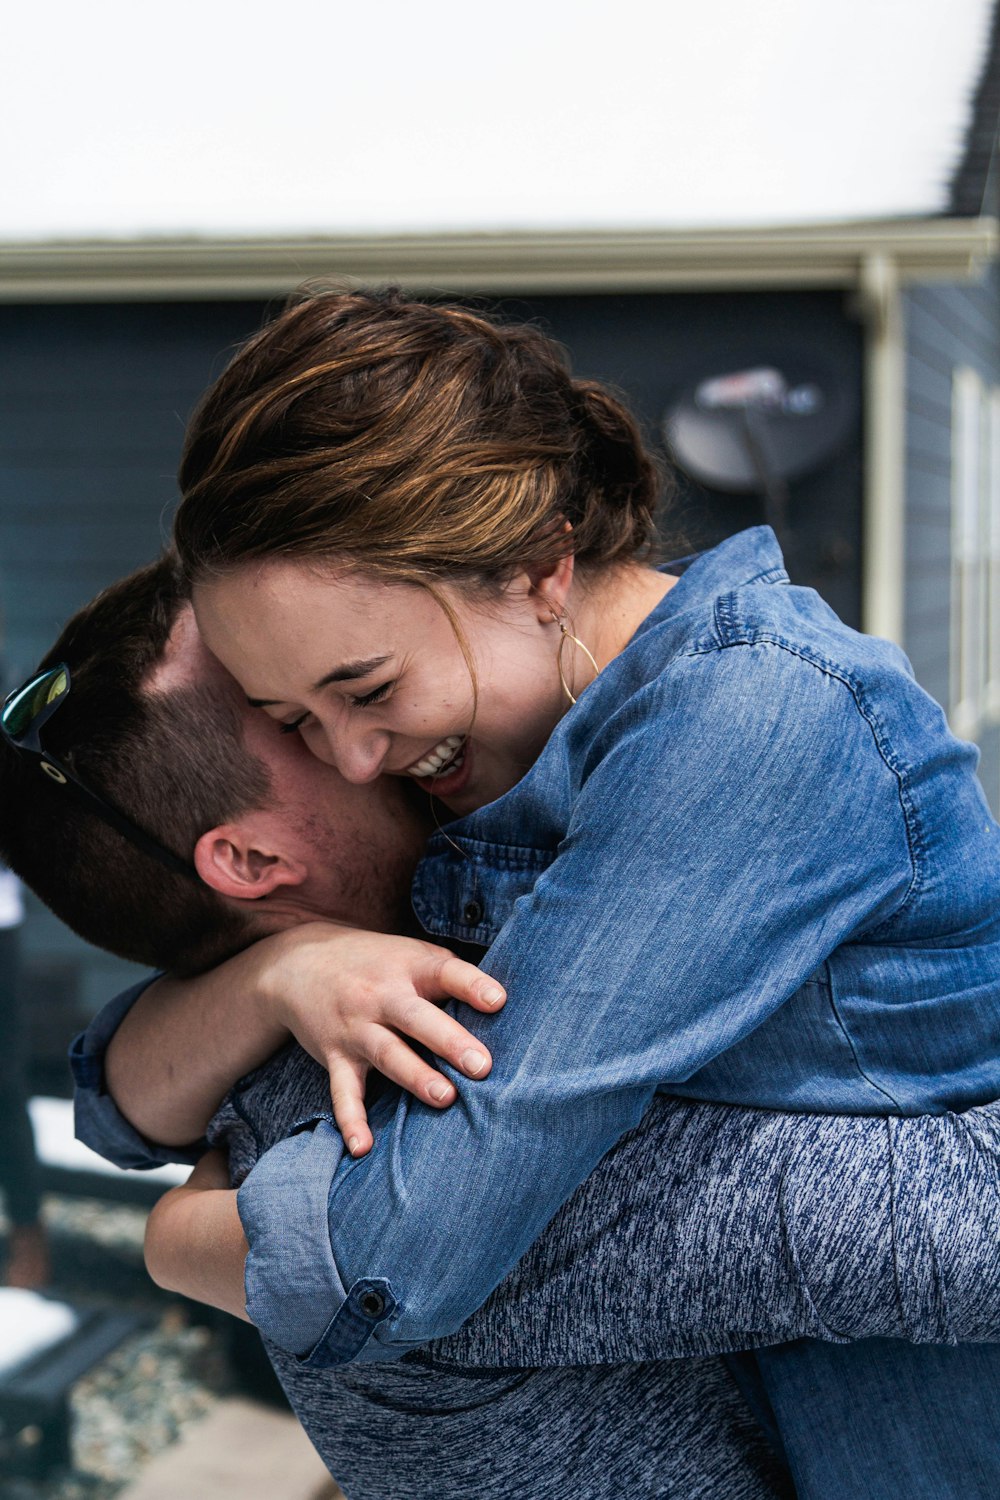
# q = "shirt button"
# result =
<box><xmin>359</xmin><ymin>1290</ymin><xmax>385</xmax><ymax>1319</ymax></box>
<box><xmin>463</xmin><ymin>899</ymin><xmax>484</xmax><ymax>925</ymax></box>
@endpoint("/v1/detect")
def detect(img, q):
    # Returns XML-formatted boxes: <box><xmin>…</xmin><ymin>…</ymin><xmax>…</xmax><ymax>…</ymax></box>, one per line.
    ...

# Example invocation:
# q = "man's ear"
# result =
<box><xmin>193</xmin><ymin>824</ymin><xmax>307</xmax><ymax>902</ymax></box>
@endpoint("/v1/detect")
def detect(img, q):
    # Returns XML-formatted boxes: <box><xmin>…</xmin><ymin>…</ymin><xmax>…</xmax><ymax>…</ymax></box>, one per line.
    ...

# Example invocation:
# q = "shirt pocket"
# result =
<box><xmin>412</xmin><ymin>836</ymin><xmax>556</xmax><ymax>945</ymax></box>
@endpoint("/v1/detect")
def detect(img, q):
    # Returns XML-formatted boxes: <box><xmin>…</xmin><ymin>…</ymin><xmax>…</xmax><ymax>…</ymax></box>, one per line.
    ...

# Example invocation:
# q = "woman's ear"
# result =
<box><xmin>527</xmin><ymin>541</ymin><xmax>575</xmax><ymax>625</ymax></box>
<box><xmin>193</xmin><ymin>825</ymin><xmax>307</xmax><ymax>902</ymax></box>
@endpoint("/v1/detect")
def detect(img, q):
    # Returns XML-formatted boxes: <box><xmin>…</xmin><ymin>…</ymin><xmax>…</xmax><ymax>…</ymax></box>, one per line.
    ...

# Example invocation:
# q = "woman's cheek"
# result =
<box><xmin>302</xmin><ymin>724</ymin><xmax>340</xmax><ymax>766</ymax></box>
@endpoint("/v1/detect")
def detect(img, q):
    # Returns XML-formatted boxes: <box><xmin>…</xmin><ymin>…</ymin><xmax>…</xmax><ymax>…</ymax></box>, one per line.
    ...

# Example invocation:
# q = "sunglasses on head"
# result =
<box><xmin>1</xmin><ymin>663</ymin><xmax>197</xmax><ymax>879</ymax></box>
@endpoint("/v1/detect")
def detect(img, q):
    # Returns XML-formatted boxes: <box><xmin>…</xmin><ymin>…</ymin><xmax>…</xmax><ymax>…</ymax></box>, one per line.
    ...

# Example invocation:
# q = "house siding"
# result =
<box><xmin>0</xmin><ymin>301</ymin><xmax>269</xmax><ymax>1056</ymax></box>
<box><xmin>0</xmin><ymin>291</ymin><xmax>864</xmax><ymax>1074</ymax></box>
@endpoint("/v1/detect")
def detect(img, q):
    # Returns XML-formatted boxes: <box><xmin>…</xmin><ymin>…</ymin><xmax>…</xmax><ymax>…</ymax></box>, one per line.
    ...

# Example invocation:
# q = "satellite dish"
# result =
<box><xmin>663</xmin><ymin>360</ymin><xmax>856</xmax><ymax>497</ymax></box>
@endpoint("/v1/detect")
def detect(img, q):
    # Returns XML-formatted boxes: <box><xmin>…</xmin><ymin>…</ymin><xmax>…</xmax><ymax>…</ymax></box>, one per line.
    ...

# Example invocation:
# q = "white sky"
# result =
<box><xmin>0</xmin><ymin>0</ymin><xmax>994</xmax><ymax>240</ymax></box>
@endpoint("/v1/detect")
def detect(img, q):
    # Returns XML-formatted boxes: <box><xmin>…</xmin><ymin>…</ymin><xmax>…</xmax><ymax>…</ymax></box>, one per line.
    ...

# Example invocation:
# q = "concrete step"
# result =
<box><xmin>117</xmin><ymin>1396</ymin><xmax>343</xmax><ymax>1500</ymax></box>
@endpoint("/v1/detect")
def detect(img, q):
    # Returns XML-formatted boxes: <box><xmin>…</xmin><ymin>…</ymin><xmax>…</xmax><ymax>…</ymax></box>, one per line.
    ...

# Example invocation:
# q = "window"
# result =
<box><xmin>950</xmin><ymin>368</ymin><xmax>996</xmax><ymax>740</ymax></box>
<box><xmin>987</xmin><ymin>388</ymin><xmax>1000</xmax><ymax>721</ymax></box>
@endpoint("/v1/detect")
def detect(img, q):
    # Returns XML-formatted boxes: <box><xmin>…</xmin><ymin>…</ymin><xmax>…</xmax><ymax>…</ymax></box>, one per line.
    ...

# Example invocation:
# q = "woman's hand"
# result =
<box><xmin>257</xmin><ymin>923</ymin><xmax>506</xmax><ymax>1157</ymax></box>
<box><xmin>103</xmin><ymin>921</ymin><xmax>504</xmax><ymax>1160</ymax></box>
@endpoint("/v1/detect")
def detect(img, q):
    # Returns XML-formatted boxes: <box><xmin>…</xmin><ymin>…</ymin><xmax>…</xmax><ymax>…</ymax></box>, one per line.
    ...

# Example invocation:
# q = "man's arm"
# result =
<box><xmin>157</xmin><ymin>1081</ymin><xmax>946</xmax><ymax>1367</ymax></box>
<box><xmin>135</xmin><ymin>1087</ymin><xmax>788</xmax><ymax>1361</ymax></box>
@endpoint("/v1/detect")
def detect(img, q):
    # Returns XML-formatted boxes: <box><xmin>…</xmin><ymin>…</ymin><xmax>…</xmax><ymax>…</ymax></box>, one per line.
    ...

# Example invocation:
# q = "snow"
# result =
<box><xmin>0</xmin><ymin>0</ymin><xmax>994</xmax><ymax>240</ymax></box>
<box><xmin>28</xmin><ymin>1097</ymin><xmax>189</xmax><ymax>1186</ymax></box>
<box><xmin>0</xmin><ymin>1288</ymin><xmax>79</xmax><ymax>1378</ymax></box>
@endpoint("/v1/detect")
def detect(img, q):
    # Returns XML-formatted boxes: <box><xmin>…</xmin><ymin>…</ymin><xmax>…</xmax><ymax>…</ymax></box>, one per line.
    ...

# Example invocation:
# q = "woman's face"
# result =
<box><xmin>193</xmin><ymin>560</ymin><xmax>571</xmax><ymax>815</ymax></box>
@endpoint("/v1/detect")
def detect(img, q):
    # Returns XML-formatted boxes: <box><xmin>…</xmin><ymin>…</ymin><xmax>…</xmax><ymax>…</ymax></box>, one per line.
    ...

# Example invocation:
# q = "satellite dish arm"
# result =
<box><xmin>741</xmin><ymin>410</ymin><xmax>791</xmax><ymax>548</ymax></box>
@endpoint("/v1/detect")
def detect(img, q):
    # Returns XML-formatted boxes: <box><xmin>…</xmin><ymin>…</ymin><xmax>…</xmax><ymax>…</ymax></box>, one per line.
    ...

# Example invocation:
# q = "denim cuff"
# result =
<box><xmin>70</xmin><ymin>976</ymin><xmax>204</xmax><ymax>1171</ymax></box>
<box><xmin>238</xmin><ymin>1118</ymin><xmax>388</xmax><ymax>1361</ymax></box>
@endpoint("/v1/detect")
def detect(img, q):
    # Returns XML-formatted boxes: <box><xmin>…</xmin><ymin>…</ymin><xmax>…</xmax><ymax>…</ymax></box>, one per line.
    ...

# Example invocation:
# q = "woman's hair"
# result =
<box><xmin>174</xmin><ymin>287</ymin><xmax>667</xmax><ymax>589</ymax></box>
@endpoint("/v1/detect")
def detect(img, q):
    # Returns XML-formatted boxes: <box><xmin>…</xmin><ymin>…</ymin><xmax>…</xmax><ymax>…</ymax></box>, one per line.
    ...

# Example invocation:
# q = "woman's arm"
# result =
<box><xmin>100</xmin><ymin>922</ymin><xmax>506</xmax><ymax>1156</ymax></box>
<box><xmin>234</xmin><ymin>644</ymin><xmax>915</xmax><ymax>1363</ymax></box>
<box><xmin>144</xmin><ymin>1149</ymin><xmax>250</xmax><ymax>1321</ymax></box>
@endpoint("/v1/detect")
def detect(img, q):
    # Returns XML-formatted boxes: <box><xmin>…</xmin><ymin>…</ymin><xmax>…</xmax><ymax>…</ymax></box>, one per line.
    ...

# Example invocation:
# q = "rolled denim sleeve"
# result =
<box><xmin>70</xmin><ymin>977</ymin><xmax>206</xmax><ymax>1170</ymax></box>
<box><xmin>237</xmin><ymin>644</ymin><xmax>915</xmax><ymax>1362</ymax></box>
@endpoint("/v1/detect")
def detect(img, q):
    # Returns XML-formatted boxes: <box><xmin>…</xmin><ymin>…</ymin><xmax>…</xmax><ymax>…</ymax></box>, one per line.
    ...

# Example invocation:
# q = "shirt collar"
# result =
<box><xmin>634</xmin><ymin>525</ymin><xmax>789</xmax><ymax>642</ymax></box>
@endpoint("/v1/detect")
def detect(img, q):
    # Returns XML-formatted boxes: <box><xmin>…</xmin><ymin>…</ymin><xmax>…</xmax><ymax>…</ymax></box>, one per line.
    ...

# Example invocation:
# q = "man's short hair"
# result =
<box><xmin>0</xmin><ymin>556</ymin><xmax>274</xmax><ymax>974</ymax></box>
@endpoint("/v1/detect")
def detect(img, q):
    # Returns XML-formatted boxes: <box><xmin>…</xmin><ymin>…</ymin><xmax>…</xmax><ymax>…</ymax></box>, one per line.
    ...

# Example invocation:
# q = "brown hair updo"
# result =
<box><xmin>174</xmin><ymin>287</ymin><xmax>664</xmax><ymax>590</ymax></box>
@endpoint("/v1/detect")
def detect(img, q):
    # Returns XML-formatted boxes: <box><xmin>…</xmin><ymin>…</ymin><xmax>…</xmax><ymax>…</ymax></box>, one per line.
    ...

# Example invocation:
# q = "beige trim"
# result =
<box><xmin>0</xmin><ymin>219</ymin><xmax>995</xmax><ymax>301</ymax></box>
<box><xmin>858</xmin><ymin>253</ymin><xmax>907</xmax><ymax>644</ymax></box>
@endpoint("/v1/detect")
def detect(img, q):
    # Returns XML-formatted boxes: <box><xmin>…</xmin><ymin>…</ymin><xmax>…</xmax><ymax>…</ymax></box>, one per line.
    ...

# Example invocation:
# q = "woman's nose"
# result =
<box><xmin>312</xmin><ymin>723</ymin><xmax>390</xmax><ymax>784</ymax></box>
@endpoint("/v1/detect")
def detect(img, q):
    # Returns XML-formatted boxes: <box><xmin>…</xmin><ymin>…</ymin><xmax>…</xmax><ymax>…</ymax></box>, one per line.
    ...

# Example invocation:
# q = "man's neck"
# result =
<box><xmin>248</xmin><ymin>888</ymin><xmax>419</xmax><ymax>939</ymax></box>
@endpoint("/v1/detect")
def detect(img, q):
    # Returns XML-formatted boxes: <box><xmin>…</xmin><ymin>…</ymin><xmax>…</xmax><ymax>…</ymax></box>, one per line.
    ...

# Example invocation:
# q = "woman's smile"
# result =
<box><xmin>405</xmin><ymin>737</ymin><xmax>474</xmax><ymax>801</ymax></box>
<box><xmin>403</xmin><ymin>734</ymin><xmax>465</xmax><ymax>780</ymax></box>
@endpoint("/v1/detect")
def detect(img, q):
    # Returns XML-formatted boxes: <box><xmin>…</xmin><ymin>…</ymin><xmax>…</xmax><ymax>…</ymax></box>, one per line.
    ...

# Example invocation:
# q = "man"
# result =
<box><xmin>0</xmin><ymin>556</ymin><xmax>789</xmax><ymax>1498</ymax></box>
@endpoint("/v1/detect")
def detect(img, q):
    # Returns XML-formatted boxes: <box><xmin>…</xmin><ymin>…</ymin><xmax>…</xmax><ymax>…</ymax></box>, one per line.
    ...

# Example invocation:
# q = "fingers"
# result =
<box><xmin>328</xmin><ymin>1058</ymin><xmax>374</xmax><ymax>1159</ymax></box>
<box><xmin>433</xmin><ymin>954</ymin><xmax>506</xmax><ymax>1013</ymax></box>
<box><xmin>393</xmin><ymin>1000</ymin><xmax>492</xmax><ymax>1084</ymax></box>
<box><xmin>319</xmin><ymin>944</ymin><xmax>505</xmax><ymax>1153</ymax></box>
<box><xmin>362</xmin><ymin>997</ymin><xmax>495</xmax><ymax>1108</ymax></box>
<box><xmin>366</xmin><ymin>1027</ymin><xmax>463</xmax><ymax>1110</ymax></box>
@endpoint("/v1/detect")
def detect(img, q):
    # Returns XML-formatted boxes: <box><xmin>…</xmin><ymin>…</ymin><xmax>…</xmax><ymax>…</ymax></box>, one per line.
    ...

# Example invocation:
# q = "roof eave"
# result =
<box><xmin>0</xmin><ymin>217</ymin><xmax>995</xmax><ymax>301</ymax></box>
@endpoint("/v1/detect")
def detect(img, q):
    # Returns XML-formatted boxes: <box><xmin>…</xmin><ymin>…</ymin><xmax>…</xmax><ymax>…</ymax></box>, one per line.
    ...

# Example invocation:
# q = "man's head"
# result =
<box><xmin>0</xmin><ymin>557</ymin><xmax>429</xmax><ymax>974</ymax></box>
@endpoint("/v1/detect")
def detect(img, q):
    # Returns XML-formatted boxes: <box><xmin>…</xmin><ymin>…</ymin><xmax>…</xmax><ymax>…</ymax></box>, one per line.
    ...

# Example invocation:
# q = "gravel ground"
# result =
<box><xmin>1</xmin><ymin>1195</ymin><xmax>246</xmax><ymax>1500</ymax></box>
<box><xmin>40</xmin><ymin>1198</ymin><xmax>148</xmax><ymax>1258</ymax></box>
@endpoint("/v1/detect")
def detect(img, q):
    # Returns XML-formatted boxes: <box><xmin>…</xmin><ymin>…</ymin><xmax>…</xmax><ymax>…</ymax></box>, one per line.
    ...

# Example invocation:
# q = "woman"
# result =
<box><xmin>117</xmin><ymin>289</ymin><xmax>1000</xmax><ymax>1474</ymax></box>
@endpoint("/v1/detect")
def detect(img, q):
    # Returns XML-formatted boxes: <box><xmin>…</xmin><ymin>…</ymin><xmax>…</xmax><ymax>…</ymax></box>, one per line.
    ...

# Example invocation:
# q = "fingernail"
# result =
<box><xmin>429</xmin><ymin>1081</ymin><xmax>455</xmax><ymax>1102</ymax></box>
<box><xmin>461</xmin><ymin>1049</ymin><xmax>487</xmax><ymax>1076</ymax></box>
<box><xmin>348</xmin><ymin>1136</ymin><xmax>361</xmax><ymax>1155</ymax></box>
<box><xmin>481</xmin><ymin>986</ymin><xmax>505</xmax><ymax>1005</ymax></box>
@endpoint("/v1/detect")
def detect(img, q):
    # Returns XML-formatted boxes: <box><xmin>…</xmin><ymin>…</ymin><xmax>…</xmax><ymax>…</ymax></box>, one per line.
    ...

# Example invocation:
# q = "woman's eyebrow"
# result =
<box><xmin>312</xmin><ymin>655</ymin><xmax>391</xmax><ymax>690</ymax></box>
<box><xmin>245</xmin><ymin>656</ymin><xmax>392</xmax><ymax>708</ymax></box>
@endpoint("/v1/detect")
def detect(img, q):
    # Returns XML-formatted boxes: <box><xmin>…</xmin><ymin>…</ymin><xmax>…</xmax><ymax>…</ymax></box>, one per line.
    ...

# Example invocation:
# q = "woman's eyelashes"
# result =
<box><xmin>277</xmin><ymin>681</ymin><xmax>395</xmax><ymax>732</ymax></box>
<box><xmin>350</xmin><ymin>681</ymin><xmax>394</xmax><ymax>708</ymax></box>
<box><xmin>277</xmin><ymin>681</ymin><xmax>393</xmax><ymax>732</ymax></box>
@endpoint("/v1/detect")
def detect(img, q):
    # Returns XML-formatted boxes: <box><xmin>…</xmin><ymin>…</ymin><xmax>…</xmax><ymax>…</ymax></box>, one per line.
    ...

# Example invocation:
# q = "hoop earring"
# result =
<box><xmin>551</xmin><ymin>611</ymin><xmax>599</xmax><ymax>706</ymax></box>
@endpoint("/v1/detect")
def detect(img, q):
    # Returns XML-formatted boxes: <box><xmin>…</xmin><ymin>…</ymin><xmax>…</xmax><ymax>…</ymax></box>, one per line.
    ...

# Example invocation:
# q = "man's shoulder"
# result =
<box><xmin>207</xmin><ymin>1043</ymin><xmax>328</xmax><ymax>1184</ymax></box>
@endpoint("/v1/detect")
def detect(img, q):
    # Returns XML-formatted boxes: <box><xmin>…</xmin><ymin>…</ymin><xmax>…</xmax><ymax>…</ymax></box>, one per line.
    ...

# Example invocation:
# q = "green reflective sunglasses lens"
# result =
<box><xmin>2</xmin><ymin>668</ymin><xmax>69</xmax><ymax>738</ymax></box>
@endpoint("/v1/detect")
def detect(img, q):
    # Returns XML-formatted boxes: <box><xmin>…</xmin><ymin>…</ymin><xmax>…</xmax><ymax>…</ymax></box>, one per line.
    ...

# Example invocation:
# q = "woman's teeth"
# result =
<box><xmin>407</xmin><ymin>735</ymin><xmax>465</xmax><ymax>779</ymax></box>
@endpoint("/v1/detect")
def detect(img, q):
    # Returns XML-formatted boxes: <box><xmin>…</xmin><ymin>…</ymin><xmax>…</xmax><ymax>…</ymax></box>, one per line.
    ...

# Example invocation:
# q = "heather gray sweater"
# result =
<box><xmin>209</xmin><ymin>1044</ymin><xmax>790</xmax><ymax>1499</ymax></box>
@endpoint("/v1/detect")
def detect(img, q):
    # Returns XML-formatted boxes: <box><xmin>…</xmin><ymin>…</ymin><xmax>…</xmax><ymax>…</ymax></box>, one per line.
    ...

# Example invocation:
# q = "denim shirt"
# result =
<box><xmin>73</xmin><ymin>526</ymin><xmax>1000</xmax><ymax>1367</ymax></box>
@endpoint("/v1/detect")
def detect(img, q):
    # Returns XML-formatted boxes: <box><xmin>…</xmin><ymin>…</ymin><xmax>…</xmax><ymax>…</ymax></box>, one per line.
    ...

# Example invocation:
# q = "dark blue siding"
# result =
<box><xmin>0</xmin><ymin>302</ymin><xmax>270</xmax><ymax>1053</ymax></box>
<box><xmin>0</xmin><ymin>292</ymin><xmax>864</xmax><ymax>1080</ymax></box>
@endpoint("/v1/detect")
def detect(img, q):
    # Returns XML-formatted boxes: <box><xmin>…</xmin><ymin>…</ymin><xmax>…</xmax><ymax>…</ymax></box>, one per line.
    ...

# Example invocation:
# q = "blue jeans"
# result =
<box><xmin>727</xmin><ymin>1339</ymin><xmax>1000</xmax><ymax>1499</ymax></box>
